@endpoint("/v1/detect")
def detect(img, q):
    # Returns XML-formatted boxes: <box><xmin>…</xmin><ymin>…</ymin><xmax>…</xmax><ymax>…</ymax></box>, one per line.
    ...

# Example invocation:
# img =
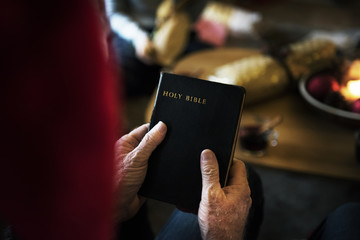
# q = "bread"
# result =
<box><xmin>207</xmin><ymin>55</ymin><xmax>289</xmax><ymax>104</ymax></box>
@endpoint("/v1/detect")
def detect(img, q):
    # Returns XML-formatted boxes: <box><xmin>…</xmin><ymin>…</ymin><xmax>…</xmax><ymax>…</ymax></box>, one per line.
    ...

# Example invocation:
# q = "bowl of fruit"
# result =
<box><xmin>298</xmin><ymin>60</ymin><xmax>360</xmax><ymax>125</ymax></box>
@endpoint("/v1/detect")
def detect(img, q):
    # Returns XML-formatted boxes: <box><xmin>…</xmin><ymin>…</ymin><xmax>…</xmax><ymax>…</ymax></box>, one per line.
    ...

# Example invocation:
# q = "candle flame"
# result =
<box><xmin>341</xmin><ymin>59</ymin><xmax>360</xmax><ymax>102</ymax></box>
<box><xmin>346</xmin><ymin>80</ymin><xmax>360</xmax><ymax>99</ymax></box>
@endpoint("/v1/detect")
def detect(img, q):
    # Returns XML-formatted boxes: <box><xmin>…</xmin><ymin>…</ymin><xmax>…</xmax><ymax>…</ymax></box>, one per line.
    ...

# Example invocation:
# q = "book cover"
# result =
<box><xmin>139</xmin><ymin>72</ymin><xmax>246</xmax><ymax>210</ymax></box>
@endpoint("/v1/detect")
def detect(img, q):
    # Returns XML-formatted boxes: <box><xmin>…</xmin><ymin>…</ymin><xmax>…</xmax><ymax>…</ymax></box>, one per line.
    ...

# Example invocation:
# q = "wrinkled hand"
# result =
<box><xmin>133</xmin><ymin>35</ymin><xmax>156</xmax><ymax>65</ymax></box>
<box><xmin>114</xmin><ymin>122</ymin><xmax>167</xmax><ymax>222</ymax></box>
<box><xmin>198</xmin><ymin>150</ymin><xmax>252</xmax><ymax>240</ymax></box>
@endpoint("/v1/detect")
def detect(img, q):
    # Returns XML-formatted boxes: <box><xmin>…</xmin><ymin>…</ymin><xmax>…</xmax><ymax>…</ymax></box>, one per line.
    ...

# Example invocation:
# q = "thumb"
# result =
<box><xmin>134</xmin><ymin>121</ymin><xmax>167</xmax><ymax>161</ymax></box>
<box><xmin>200</xmin><ymin>149</ymin><xmax>221</xmax><ymax>191</ymax></box>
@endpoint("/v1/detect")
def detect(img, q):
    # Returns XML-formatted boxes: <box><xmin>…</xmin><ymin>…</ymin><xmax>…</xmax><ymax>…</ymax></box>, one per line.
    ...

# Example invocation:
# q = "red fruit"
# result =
<box><xmin>306</xmin><ymin>74</ymin><xmax>340</xmax><ymax>101</ymax></box>
<box><xmin>352</xmin><ymin>99</ymin><xmax>360</xmax><ymax>113</ymax></box>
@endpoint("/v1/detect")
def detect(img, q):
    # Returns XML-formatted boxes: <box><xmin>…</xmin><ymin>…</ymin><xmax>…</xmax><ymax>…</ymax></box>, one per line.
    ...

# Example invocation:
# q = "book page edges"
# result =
<box><xmin>224</xmin><ymin>91</ymin><xmax>246</xmax><ymax>186</ymax></box>
<box><xmin>149</xmin><ymin>73</ymin><xmax>164</xmax><ymax>129</ymax></box>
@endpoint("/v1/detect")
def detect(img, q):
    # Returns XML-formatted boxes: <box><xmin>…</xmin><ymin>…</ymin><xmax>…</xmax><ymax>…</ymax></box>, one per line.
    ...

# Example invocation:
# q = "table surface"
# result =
<box><xmin>166</xmin><ymin>47</ymin><xmax>360</xmax><ymax>181</ymax></box>
<box><xmin>236</xmin><ymin>93</ymin><xmax>359</xmax><ymax>181</ymax></box>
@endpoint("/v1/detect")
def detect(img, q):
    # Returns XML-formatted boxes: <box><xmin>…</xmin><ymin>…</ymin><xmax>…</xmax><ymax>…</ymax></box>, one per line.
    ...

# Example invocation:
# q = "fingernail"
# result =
<box><xmin>201</xmin><ymin>149</ymin><xmax>214</xmax><ymax>161</ymax></box>
<box><xmin>154</xmin><ymin>121</ymin><xmax>167</xmax><ymax>134</ymax></box>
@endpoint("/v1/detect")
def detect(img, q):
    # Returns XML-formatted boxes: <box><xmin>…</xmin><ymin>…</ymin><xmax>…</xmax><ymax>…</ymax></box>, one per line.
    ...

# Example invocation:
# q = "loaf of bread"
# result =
<box><xmin>207</xmin><ymin>54</ymin><xmax>289</xmax><ymax>104</ymax></box>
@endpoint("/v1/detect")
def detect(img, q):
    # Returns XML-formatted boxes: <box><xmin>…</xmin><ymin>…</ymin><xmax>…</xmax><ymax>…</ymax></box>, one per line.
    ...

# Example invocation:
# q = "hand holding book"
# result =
<box><xmin>114</xmin><ymin>122</ymin><xmax>251</xmax><ymax>239</ymax></box>
<box><xmin>114</xmin><ymin>122</ymin><xmax>167</xmax><ymax>222</ymax></box>
<box><xmin>113</xmin><ymin>73</ymin><xmax>251</xmax><ymax>238</ymax></box>
<box><xmin>139</xmin><ymin>72</ymin><xmax>246</xmax><ymax>210</ymax></box>
<box><xmin>198</xmin><ymin>149</ymin><xmax>252</xmax><ymax>240</ymax></box>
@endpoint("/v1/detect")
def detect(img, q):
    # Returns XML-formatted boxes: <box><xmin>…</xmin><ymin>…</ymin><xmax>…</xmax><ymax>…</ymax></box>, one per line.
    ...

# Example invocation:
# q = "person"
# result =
<box><xmin>1</xmin><ymin>1</ymin><xmax>359</xmax><ymax>239</ymax></box>
<box><xmin>0</xmin><ymin>0</ymin><xmax>256</xmax><ymax>240</ymax></box>
<box><xmin>106</xmin><ymin>0</ymin><xmax>213</xmax><ymax>97</ymax></box>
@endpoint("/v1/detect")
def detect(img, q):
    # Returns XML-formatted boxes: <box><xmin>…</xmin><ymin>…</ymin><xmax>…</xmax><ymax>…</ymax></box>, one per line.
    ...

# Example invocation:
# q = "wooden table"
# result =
<box><xmin>145</xmin><ymin>48</ymin><xmax>360</xmax><ymax>181</ymax></box>
<box><xmin>235</xmin><ymin>93</ymin><xmax>360</xmax><ymax>181</ymax></box>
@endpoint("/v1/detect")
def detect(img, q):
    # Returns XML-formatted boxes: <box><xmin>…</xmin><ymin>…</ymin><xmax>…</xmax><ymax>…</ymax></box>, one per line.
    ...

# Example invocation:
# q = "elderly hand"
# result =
<box><xmin>114</xmin><ymin>122</ymin><xmax>167</xmax><ymax>222</ymax></box>
<box><xmin>198</xmin><ymin>149</ymin><xmax>252</xmax><ymax>240</ymax></box>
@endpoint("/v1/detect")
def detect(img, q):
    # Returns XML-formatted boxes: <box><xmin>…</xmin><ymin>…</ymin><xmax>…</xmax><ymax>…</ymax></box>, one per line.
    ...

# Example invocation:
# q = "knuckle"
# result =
<box><xmin>143</xmin><ymin>131</ymin><xmax>161</xmax><ymax>147</ymax></box>
<box><xmin>143</xmin><ymin>132</ymin><xmax>155</xmax><ymax>144</ymax></box>
<box><xmin>202</xmin><ymin>165</ymin><xmax>218</xmax><ymax>177</ymax></box>
<box><xmin>126</xmin><ymin>150</ymin><xmax>146</xmax><ymax>168</ymax></box>
<box><xmin>116</xmin><ymin>134</ymin><xmax>138</xmax><ymax>149</ymax></box>
<box><xmin>236</xmin><ymin>160</ymin><xmax>247</xmax><ymax>173</ymax></box>
<box><xmin>203</xmin><ymin>184</ymin><xmax>222</xmax><ymax>203</ymax></box>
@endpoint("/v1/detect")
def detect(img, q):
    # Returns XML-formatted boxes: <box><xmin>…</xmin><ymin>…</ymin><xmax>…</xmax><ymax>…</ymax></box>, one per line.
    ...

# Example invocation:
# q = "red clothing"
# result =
<box><xmin>0</xmin><ymin>0</ymin><xmax>122</xmax><ymax>239</ymax></box>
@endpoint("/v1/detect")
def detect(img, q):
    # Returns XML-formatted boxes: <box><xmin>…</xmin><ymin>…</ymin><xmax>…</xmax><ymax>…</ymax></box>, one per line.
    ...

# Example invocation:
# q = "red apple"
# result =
<box><xmin>352</xmin><ymin>99</ymin><xmax>360</xmax><ymax>114</ymax></box>
<box><xmin>306</xmin><ymin>74</ymin><xmax>340</xmax><ymax>101</ymax></box>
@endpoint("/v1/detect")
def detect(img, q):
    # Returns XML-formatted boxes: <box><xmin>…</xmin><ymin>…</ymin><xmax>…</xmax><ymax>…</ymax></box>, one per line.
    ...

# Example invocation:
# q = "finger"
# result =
<box><xmin>127</xmin><ymin>123</ymin><xmax>150</xmax><ymax>143</ymax></box>
<box><xmin>227</xmin><ymin>159</ymin><xmax>248</xmax><ymax>186</ymax></box>
<box><xmin>115</xmin><ymin>123</ymin><xmax>150</xmax><ymax>150</ymax></box>
<box><xmin>134</xmin><ymin>121</ymin><xmax>167</xmax><ymax>160</ymax></box>
<box><xmin>200</xmin><ymin>149</ymin><xmax>221</xmax><ymax>191</ymax></box>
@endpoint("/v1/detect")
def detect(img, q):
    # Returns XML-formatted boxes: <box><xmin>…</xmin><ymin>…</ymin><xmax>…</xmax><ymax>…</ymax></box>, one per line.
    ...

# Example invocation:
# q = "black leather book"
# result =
<box><xmin>139</xmin><ymin>72</ymin><xmax>246</xmax><ymax>210</ymax></box>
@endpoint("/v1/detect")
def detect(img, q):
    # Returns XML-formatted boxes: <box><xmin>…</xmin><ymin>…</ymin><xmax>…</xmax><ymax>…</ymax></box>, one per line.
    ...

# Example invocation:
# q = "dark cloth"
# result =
<box><xmin>116</xmin><ymin>203</ymin><xmax>154</xmax><ymax>240</ymax></box>
<box><xmin>308</xmin><ymin>202</ymin><xmax>360</xmax><ymax>240</ymax></box>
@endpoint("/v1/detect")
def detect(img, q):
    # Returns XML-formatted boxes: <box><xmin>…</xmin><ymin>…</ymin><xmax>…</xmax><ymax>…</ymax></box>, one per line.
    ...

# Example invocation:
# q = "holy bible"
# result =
<box><xmin>139</xmin><ymin>72</ymin><xmax>246</xmax><ymax>210</ymax></box>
